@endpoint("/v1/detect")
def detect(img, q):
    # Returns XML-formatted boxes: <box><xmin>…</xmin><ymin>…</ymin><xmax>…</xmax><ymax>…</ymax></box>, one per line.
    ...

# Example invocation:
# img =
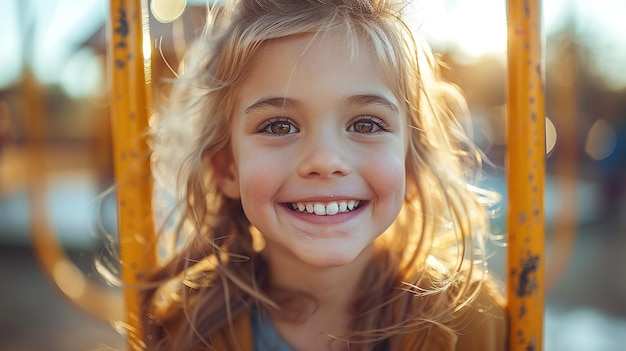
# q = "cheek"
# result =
<box><xmin>365</xmin><ymin>149</ymin><xmax>406</xmax><ymax>204</ymax></box>
<box><xmin>236</xmin><ymin>150</ymin><xmax>287</xmax><ymax>204</ymax></box>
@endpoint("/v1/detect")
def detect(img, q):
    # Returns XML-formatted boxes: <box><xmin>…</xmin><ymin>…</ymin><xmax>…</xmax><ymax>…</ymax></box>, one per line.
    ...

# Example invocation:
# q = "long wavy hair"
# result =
<box><xmin>142</xmin><ymin>0</ymin><xmax>497</xmax><ymax>350</ymax></box>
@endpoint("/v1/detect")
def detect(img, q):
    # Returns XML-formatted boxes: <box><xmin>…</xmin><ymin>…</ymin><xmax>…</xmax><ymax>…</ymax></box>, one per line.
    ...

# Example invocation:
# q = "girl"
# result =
<box><xmin>141</xmin><ymin>0</ymin><xmax>507</xmax><ymax>350</ymax></box>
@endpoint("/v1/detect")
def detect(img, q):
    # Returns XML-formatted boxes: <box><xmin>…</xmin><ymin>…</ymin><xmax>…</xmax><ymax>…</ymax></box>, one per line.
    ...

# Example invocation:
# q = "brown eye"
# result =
<box><xmin>270</xmin><ymin>121</ymin><xmax>293</xmax><ymax>134</ymax></box>
<box><xmin>353</xmin><ymin>120</ymin><xmax>375</xmax><ymax>133</ymax></box>
<box><xmin>257</xmin><ymin>118</ymin><xmax>299</xmax><ymax>136</ymax></box>
<box><xmin>348</xmin><ymin>116</ymin><xmax>387</xmax><ymax>134</ymax></box>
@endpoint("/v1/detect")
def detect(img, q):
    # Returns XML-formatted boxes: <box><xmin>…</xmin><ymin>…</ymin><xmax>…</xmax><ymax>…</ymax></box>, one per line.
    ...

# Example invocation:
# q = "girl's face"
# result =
<box><xmin>221</xmin><ymin>31</ymin><xmax>408</xmax><ymax>268</ymax></box>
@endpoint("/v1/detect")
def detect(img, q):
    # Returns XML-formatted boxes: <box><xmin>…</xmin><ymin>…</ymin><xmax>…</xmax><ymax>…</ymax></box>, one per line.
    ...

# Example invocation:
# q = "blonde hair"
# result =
<box><xmin>143</xmin><ymin>0</ymin><xmax>497</xmax><ymax>350</ymax></box>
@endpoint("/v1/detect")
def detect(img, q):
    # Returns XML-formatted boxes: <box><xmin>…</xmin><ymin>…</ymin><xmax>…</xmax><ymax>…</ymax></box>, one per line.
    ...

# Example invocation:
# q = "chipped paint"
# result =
<box><xmin>113</xmin><ymin>4</ymin><xmax>130</xmax><ymax>68</ymax></box>
<box><xmin>517</xmin><ymin>254</ymin><xmax>540</xmax><ymax>297</ymax></box>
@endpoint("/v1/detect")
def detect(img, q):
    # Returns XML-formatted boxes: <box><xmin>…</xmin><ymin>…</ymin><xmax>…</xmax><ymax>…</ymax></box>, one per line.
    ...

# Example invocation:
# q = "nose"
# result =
<box><xmin>297</xmin><ymin>131</ymin><xmax>351</xmax><ymax>179</ymax></box>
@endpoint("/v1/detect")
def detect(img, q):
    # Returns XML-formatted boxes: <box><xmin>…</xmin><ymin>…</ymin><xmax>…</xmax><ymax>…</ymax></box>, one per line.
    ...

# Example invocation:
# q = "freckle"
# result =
<box><xmin>518</xmin><ymin>212</ymin><xmax>527</xmax><ymax>223</ymax></box>
<box><xmin>528</xmin><ymin>173</ymin><xmax>534</xmax><ymax>181</ymax></box>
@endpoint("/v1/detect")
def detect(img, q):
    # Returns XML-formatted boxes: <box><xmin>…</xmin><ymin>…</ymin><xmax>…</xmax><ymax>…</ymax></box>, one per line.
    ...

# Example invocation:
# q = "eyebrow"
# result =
<box><xmin>346</xmin><ymin>94</ymin><xmax>399</xmax><ymax>114</ymax></box>
<box><xmin>243</xmin><ymin>93</ymin><xmax>399</xmax><ymax>116</ymax></box>
<box><xmin>244</xmin><ymin>97</ymin><xmax>296</xmax><ymax>116</ymax></box>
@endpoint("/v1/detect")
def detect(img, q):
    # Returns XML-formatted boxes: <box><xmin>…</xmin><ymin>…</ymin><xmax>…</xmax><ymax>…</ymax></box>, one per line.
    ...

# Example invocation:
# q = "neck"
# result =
<box><xmin>263</xmin><ymin>243</ymin><xmax>374</xmax><ymax>317</ymax></box>
<box><xmin>260</xmin><ymin>244</ymin><xmax>375</xmax><ymax>351</ymax></box>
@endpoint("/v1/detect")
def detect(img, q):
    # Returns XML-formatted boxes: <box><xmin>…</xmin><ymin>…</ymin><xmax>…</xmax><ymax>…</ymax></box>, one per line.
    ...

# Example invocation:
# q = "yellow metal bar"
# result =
<box><xmin>107</xmin><ymin>0</ymin><xmax>155</xmax><ymax>349</ymax></box>
<box><xmin>506</xmin><ymin>0</ymin><xmax>546</xmax><ymax>350</ymax></box>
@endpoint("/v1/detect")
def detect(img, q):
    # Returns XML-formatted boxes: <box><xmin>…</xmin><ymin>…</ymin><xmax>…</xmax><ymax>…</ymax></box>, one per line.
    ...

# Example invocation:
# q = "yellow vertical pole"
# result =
<box><xmin>107</xmin><ymin>0</ymin><xmax>155</xmax><ymax>350</ymax></box>
<box><xmin>506</xmin><ymin>0</ymin><xmax>545</xmax><ymax>350</ymax></box>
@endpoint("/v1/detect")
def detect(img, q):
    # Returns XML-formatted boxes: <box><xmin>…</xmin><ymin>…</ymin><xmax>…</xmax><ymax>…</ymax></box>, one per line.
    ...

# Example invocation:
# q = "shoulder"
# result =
<box><xmin>208</xmin><ymin>311</ymin><xmax>255</xmax><ymax>351</ymax></box>
<box><xmin>396</xmin><ymin>273</ymin><xmax>507</xmax><ymax>351</ymax></box>
<box><xmin>451</xmin><ymin>277</ymin><xmax>508</xmax><ymax>351</ymax></box>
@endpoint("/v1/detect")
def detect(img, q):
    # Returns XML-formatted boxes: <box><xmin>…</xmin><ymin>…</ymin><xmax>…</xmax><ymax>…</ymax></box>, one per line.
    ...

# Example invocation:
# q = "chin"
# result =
<box><xmin>300</xmin><ymin>255</ymin><xmax>356</xmax><ymax>268</ymax></box>
<box><xmin>293</xmin><ymin>243</ymin><xmax>373</xmax><ymax>269</ymax></box>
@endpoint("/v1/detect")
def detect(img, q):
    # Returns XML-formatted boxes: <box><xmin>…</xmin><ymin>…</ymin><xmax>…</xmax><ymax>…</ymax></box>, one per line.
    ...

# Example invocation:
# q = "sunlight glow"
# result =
<box><xmin>410</xmin><ymin>0</ymin><xmax>507</xmax><ymax>60</ymax></box>
<box><xmin>1</xmin><ymin>0</ymin><xmax>625</xmax><ymax>92</ymax></box>
<box><xmin>447</xmin><ymin>0</ymin><xmax>507</xmax><ymax>59</ymax></box>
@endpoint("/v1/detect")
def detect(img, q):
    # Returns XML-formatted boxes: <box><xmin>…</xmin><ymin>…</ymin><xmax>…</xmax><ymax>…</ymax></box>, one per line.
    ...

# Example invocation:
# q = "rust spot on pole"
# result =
<box><xmin>517</xmin><ymin>254</ymin><xmax>540</xmax><ymax>297</ymax></box>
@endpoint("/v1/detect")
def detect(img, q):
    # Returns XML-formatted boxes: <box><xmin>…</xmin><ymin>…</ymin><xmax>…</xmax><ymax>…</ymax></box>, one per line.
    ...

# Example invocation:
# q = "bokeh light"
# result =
<box><xmin>585</xmin><ymin>119</ymin><xmax>617</xmax><ymax>161</ymax></box>
<box><xmin>546</xmin><ymin>117</ymin><xmax>558</xmax><ymax>156</ymax></box>
<box><xmin>151</xmin><ymin>0</ymin><xmax>187</xmax><ymax>23</ymax></box>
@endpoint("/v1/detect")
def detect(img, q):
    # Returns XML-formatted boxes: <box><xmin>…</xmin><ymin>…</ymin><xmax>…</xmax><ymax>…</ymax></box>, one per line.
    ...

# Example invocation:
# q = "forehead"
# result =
<box><xmin>235</xmin><ymin>30</ymin><xmax>398</xmax><ymax>110</ymax></box>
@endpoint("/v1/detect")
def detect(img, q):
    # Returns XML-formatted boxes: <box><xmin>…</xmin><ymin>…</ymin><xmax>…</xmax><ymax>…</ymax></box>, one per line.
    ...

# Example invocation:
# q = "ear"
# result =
<box><xmin>404</xmin><ymin>167</ymin><xmax>418</xmax><ymax>201</ymax></box>
<box><xmin>211</xmin><ymin>149</ymin><xmax>241</xmax><ymax>199</ymax></box>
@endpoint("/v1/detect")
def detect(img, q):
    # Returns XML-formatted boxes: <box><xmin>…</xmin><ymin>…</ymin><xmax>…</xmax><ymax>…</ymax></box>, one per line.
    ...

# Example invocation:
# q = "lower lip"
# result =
<box><xmin>280</xmin><ymin>203</ymin><xmax>366</xmax><ymax>225</ymax></box>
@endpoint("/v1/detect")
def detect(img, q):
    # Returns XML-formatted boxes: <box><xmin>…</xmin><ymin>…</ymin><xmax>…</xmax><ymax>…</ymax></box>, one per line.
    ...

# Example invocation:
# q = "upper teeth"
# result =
<box><xmin>291</xmin><ymin>200</ymin><xmax>360</xmax><ymax>216</ymax></box>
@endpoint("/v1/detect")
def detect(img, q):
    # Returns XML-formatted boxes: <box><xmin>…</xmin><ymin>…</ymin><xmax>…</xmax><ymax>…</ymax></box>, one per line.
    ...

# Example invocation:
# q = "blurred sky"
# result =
<box><xmin>1</xmin><ymin>0</ymin><xmax>626</xmax><ymax>95</ymax></box>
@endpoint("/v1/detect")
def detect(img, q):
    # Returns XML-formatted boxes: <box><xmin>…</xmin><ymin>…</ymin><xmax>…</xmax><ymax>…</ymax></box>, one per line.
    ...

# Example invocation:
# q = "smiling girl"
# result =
<box><xmin>141</xmin><ymin>1</ymin><xmax>507</xmax><ymax>350</ymax></box>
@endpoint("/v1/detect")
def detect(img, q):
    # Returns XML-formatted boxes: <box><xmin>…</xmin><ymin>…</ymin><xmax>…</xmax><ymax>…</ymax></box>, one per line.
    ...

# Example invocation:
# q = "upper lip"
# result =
<box><xmin>283</xmin><ymin>195</ymin><xmax>362</xmax><ymax>203</ymax></box>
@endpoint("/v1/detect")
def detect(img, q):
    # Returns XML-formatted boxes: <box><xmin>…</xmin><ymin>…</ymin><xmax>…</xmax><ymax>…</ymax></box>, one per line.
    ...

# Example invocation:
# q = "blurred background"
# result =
<box><xmin>0</xmin><ymin>0</ymin><xmax>624</xmax><ymax>350</ymax></box>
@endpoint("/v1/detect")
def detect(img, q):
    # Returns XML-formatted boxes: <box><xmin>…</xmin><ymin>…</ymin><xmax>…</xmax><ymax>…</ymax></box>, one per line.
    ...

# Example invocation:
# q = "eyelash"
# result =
<box><xmin>256</xmin><ymin>117</ymin><xmax>299</xmax><ymax>135</ymax></box>
<box><xmin>255</xmin><ymin>115</ymin><xmax>389</xmax><ymax>136</ymax></box>
<box><xmin>347</xmin><ymin>115</ymin><xmax>389</xmax><ymax>134</ymax></box>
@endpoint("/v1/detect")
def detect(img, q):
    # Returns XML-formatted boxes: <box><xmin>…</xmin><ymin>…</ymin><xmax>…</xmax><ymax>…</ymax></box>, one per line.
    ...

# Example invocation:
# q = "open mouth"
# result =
<box><xmin>288</xmin><ymin>200</ymin><xmax>362</xmax><ymax>216</ymax></box>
